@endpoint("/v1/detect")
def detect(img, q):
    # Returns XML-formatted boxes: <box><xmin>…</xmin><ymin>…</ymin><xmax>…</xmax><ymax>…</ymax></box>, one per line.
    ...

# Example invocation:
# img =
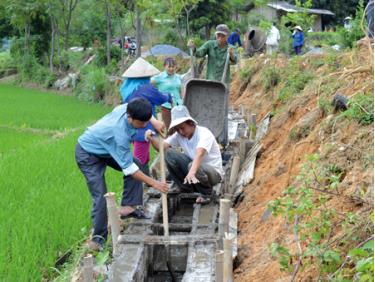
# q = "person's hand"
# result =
<box><xmin>152</xmin><ymin>180</ymin><xmax>169</xmax><ymax>194</ymax></box>
<box><xmin>187</xmin><ymin>39</ymin><xmax>195</xmax><ymax>48</ymax></box>
<box><xmin>184</xmin><ymin>172</ymin><xmax>200</xmax><ymax>184</ymax></box>
<box><xmin>228</xmin><ymin>47</ymin><xmax>234</xmax><ymax>57</ymax></box>
<box><xmin>144</xmin><ymin>129</ymin><xmax>155</xmax><ymax>142</ymax></box>
<box><xmin>153</xmin><ymin>119</ymin><xmax>166</xmax><ymax>137</ymax></box>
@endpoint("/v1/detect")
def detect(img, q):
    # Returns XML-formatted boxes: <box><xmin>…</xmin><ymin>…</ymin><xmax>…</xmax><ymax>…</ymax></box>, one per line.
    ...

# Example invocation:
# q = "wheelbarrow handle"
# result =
<box><xmin>189</xmin><ymin>47</ymin><xmax>195</xmax><ymax>78</ymax></box>
<box><xmin>221</xmin><ymin>52</ymin><xmax>230</xmax><ymax>84</ymax></box>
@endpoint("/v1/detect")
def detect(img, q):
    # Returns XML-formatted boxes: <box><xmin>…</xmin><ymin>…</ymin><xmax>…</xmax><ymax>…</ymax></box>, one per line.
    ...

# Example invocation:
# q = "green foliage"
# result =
<box><xmin>337</xmin><ymin>0</ymin><xmax>366</xmax><ymax>49</ymax></box>
<box><xmin>268</xmin><ymin>153</ymin><xmax>373</xmax><ymax>279</ymax></box>
<box><xmin>163</xmin><ymin>28</ymin><xmax>181</xmax><ymax>47</ymax></box>
<box><xmin>239</xmin><ymin>64</ymin><xmax>253</xmax><ymax>80</ymax></box>
<box><xmin>261</xmin><ymin>66</ymin><xmax>280</xmax><ymax>92</ymax></box>
<box><xmin>278</xmin><ymin>58</ymin><xmax>314</xmax><ymax>103</ymax></box>
<box><xmin>0</xmin><ymin>52</ymin><xmax>16</xmax><ymax>77</ymax></box>
<box><xmin>318</xmin><ymin>97</ymin><xmax>333</xmax><ymax>115</ymax></box>
<box><xmin>281</xmin><ymin>0</ymin><xmax>316</xmax><ymax>32</ymax></box>
<box><xmin>14</xmin><ymin>54</ymin><xmax>56</xmax><ymax>87</ymax></box>
<box><xmin>94</xmin><ymin>46</ymin><xmax>122</xmax><ymax>67</ymax></box>
<box><xmin>76</xmin><ymin>65</ymin><xmax>113</xmax><ymax>103</ymax></box>
<box><xmin>341</xmin><ymin>93</ymin><xmax>374</xmax><ymax>125</ymax></box>
<box><xmin>259</xmin><ymin>19</ymin><xmax>272</xmax><ymax>33</ymax></box>
<box><xmin>305</xmin><ymin>32</ymin><xmax>341</xmax><ymax>47</ymax></box>
<box><xmin>0</xmin><ymin>84</ymin><xmax>115</xmax><ymax>281</ymax></box>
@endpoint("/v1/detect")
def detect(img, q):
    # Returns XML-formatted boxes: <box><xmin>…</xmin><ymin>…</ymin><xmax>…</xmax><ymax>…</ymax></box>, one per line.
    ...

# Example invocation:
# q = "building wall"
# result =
<box><xmin>248</xmin><ymin>7</ymin><xmax>323</xmax><ymax>31</ymax></box>
<box><xmin>251</xmin><ymin>6</ymin><xmax>278</xmax><ymax>21</ymax></box>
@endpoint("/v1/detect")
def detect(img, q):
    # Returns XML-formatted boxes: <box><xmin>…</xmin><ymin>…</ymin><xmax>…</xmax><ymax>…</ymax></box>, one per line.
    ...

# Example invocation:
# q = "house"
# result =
<box><xmin>250</xmin><ymin>1</ymin><xmax>334</xmax><ymax>31</ymax></box>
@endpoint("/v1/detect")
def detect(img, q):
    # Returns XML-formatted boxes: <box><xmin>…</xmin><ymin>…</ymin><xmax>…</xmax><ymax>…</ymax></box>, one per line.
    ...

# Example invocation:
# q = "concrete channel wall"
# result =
<box><xmin>105</xmin><ymin>109</ymin><xmax>270</xmax><ymax>282</ymax></box>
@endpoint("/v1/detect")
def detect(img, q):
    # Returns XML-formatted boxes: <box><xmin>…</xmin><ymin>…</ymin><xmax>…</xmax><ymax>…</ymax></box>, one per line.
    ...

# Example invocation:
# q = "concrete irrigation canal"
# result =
<box><xmin>81</xmin><ymin>107</ymin><xmax>270</xmax><ymax>282</ymax></box>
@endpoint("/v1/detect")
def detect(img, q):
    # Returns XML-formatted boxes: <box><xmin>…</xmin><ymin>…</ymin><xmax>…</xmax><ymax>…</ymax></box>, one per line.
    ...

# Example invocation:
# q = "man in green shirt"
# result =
<box><xmin>188</xmin><ymin>24</ymin><xmax>237</xmax><ymax>86</ymax></box>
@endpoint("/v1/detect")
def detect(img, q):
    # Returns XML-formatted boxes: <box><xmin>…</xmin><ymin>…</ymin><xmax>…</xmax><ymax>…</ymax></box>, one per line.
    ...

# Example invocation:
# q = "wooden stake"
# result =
<box><xmin>157</xmin><ymin>113</ymin><xmax>169</xmax><ymax>237</ymax></box>
<box><xmin>218</xmin><ymin>199</ymin><xmax>231</xmax><ymax>249</ymax></box>
<box><xmin>104</xmin><ymin>192</ymin><xmax>120</xmax><ymax>254</ymax></box>
<box><xmin>240</xmin><ymin>105</ymin><xmax>246</xmax><ymax>117</ymax></box>
<box><xmin>239</xmin><ymin>138</ymin><xmax>246</xmax><ymax>165</ymax></box>
<box><xmin>250</xmin><ymin>114</ymin><xmax>257</xmax><ymax>141</ymax></box>
<box><xmin>216</xmin><ymin>250</ymin><xmax>224</xmax><ymax>282</ymax></box>
<box><xmin>228</xmin><ymin>155</ymin><xmax>240</xmax><ymax>195</ymax></box>
<box><xmin>82</xmin><ymin>254</ymin><xmax>94</xmax><ymax>282</ymax></box>
<box><xmin>223</xmin><ymin>233</ymin><xmax>234</xmax><ymax>282</ymax></box>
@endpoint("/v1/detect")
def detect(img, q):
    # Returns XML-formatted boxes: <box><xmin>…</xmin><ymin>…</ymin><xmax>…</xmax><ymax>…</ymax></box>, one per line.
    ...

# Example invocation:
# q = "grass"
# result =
<box><xmin>0</xmin><ymin>84</ymin><xmax>110</xmax><ymax>130</ymax></box>
<box><xmin>0</xmin><ymin>127</ymin><xmax>49</xmax><ymax>156</ymax></box>
<box><xmin>0</xmin><ymin>84</ymin><xmax>126</xmax><ymax>281</ymax></box>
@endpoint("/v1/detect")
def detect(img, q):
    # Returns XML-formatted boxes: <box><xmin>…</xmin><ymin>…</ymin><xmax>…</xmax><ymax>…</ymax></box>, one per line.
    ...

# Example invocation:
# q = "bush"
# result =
<box><xmin>95</xmin><ymin>46</ymin><xmax>122</xmax><ymax>67</ymax></box>
<box><xmin>262</xmin><ymin>66</ymin><xmax>280</xmax><ymax>91</ymax></box>
<box><xmin>239</xmin><ymin>65</ymin><xmax>253</xmax><ymax>80</ymax></box>
<box><xmin>341</xmin><ymin>93</ymin><xmax>374</xmax><ymax>125</ymax></box>
<box><xmin>10</xmin><ymin>35</ymin><xmax>49</xmax><ymax>62</ymax></box>
<box><xmin>0</xmin><ymin>52</ymin><xmax>16</xmax><ymax>77</ymax></box>
<box><xmin>305</xmin><ymin>32</ymin><xmax>341</xmax><ymax>47</ymax></box>
<box><xmin>15</xmin><ymin>54</ymin><xmax>56</xmax><ymax>87</ymax></box>
<box><xmin>76</xmin><ymin>65</ymin><xmax>113</xmax><ymax>103</ymax></box>
<box><xmin>337</xmin><ymin>0</ymin><xmax>366</xmax><ymax>48</ymax></box>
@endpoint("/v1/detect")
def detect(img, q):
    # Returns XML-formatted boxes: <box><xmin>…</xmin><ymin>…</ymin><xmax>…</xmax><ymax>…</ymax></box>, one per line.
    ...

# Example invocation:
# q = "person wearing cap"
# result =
<box><xmin>120</xmin><ymin>57</ymin><xmax>172</xmax><ymax>175</ymax></box>
<box><xmin>188</xmin><ymin>24</ymin><xmax>237</xmax><ymax>86</ymax></box>
<box><xmin>344</xmin><ymin>16</ymin><xmax>352</xmax><ymax>30</ymax></box>
<box><xmin>227</xmin><ymin>28</ymin><xmax>242</xmax><ymax>47</ymax></box>
<box><xmin>75</xmin><ymin>98</ymin><xmax>169</xmax><ymax>251</ymax></box>
<box><xmin>145</xmin><ymin>105</ymin><xmax>224</xmax><ymax>204</ymax></box>
<box><xmin>292</xmin><ymin>26</ymin><xmax>304</xmax><ymax>55</ymax></box>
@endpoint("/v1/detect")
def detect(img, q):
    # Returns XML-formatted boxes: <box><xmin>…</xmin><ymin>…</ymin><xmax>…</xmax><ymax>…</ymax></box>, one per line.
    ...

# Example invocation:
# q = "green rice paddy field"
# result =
<box><xmin>0</xmin><ymin>84</ymin><xmax>123</xmax><ymax>281</ymax></box>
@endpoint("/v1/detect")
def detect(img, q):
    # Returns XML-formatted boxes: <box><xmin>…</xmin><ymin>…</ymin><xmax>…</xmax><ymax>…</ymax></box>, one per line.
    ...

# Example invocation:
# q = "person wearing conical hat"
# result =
<box><xmin>119</xmin><ymin>58</ymin><xmax>173</xmax><ymax>176</ymax></box>
<box><xmin>292</xmin><ymin>26</ymin><xmax>304</xmax><ymax>55</ymax></box>
<box><xmin>145</xmin><ymin>105</ymin><xmax>224</xmax><ymax>205</ymax></box>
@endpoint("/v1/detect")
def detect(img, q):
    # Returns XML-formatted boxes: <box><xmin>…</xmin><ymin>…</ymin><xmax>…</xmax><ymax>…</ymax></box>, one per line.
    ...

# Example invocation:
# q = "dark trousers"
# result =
<box><xmin>294</xmin><ymin>45</ymin><xmax>302</xmax><ymax>55</ymax></box>
<box><xmin>75</xmin><ymin>143</ymin><xmax>143</xmax><ymax>244</ymax></box>
<box><xmin>165</xmin><ymin>148</ymin><xmax>221</xmax><ymax>196</ymax></box>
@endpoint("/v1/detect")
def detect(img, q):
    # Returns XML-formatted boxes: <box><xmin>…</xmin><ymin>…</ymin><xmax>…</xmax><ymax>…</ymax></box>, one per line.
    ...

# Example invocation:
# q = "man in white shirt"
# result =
<box><xmin>146</xmin><ymin>105</ymin><xmax>224</xmax><ymax>204</ymax></box>
<box><xmin>266</xmin><ymin>22</ymin><xmax>280</xmax><ymax>55</ymax></box>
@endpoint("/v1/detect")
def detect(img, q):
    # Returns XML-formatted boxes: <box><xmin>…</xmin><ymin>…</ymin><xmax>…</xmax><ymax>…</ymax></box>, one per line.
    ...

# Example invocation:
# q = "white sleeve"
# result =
<box><xmin>165</xmin><ymin>132</ymin><xmax>179</xmax><ymax>147</ymax></box>
<box><xmin>196</xmin><ymin>128</ymin><xmax>214</xmax><ymax>152</ymax></box>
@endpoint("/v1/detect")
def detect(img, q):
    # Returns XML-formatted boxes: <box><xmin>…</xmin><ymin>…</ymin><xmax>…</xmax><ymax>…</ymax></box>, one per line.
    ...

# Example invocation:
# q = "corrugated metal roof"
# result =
<box><xmin>267</xmin><ymin>1</ymin><xmax>334</xmax><ymax>16</ymax></box>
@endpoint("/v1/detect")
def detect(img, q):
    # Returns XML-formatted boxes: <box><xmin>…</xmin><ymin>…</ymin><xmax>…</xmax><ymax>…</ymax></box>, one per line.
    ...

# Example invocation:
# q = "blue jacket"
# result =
<box><xmin>78</xmin><ymin>104</ymin><xmax>139</xmax><ymax>175</ymax></box>
<box><xmin>292</xmin><ymin>31</ymin><xmax>304</xmax><ymax>47</ymax></box>
<box><xmin>126</xmin><ymin>83</ymin><xmax>172</xmax><ymax>141</ymax></box>
<box><xmin>227</xmin><ymin>32</ymin><xmax>242</xmax><ymax>47</ymax></box>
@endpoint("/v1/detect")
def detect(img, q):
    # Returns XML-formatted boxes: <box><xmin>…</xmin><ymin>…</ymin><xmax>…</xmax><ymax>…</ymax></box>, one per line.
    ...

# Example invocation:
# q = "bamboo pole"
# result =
<box><xmin>228</xmin><ymin>155</ymin><xmax>240</xmax><ymax>195</ymax></box>
<box><xmin>223</xmin><ymin>233</ymin><xmax>234</xmax><ymax>282</ymax></box>
<box><xmin>216</xmin><ymin>250</ymin><xmax>224</xmax><ymax>282</ymax></box>
<box><xmin>82</xmin><ymin>254</ymin><xmax>94</xmax><ymax>282</ymax></box>
<box><xmin>104</xmin><ymin>192</ymin><xmax>120</xmax><ymax>254</ymax></box>
<box><xmin>157</xmin><ymin>113</ymin><xmax>169</xmax><ymax>237</ymax></box>
<box><xmin>218</xmin><ymin>199</ymin><xmax>231</xmax><ymax>249</ymax></box>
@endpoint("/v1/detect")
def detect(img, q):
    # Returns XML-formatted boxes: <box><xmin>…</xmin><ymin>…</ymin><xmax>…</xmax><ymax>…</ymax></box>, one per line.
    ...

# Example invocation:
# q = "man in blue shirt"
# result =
<box><xmin>227</xmin><ymin>28</ymin><xmax>242</xmax><ymax>47</ymax></box>
<box><xmin>75</xmin><ymin>98</ymin><xmax>168</xmax><ymax>250</ymax></box>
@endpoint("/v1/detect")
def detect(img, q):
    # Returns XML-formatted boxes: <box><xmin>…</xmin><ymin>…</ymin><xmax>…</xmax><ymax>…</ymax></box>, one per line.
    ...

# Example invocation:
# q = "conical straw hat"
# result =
<box><xmin>121</xmin><ymin>57</ymin><xmax>160</xmax><ymax>78</ymax></box>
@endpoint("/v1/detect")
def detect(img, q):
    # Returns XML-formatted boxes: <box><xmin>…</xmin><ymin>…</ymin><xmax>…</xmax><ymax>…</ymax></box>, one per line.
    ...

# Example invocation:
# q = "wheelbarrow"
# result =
<box><xmin>183</xmin><ymin>50</ymin><xmax>230</xmax><ymax>146</ymax></box>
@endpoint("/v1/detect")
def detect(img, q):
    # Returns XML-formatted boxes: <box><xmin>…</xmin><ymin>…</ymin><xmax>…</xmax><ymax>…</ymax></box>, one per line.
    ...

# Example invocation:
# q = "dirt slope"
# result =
<box><xmin>231</xmin><ymin>45</ymin><xmax>374</xmax><ymax>281</ymax></box>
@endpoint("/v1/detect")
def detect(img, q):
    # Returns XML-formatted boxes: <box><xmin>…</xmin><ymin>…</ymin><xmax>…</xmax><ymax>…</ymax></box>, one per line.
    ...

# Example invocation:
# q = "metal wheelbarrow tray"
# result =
<box><xmin>183</xmin><ymin>79</ymin><xmax>228</xmax><ymax>145</ymax></box>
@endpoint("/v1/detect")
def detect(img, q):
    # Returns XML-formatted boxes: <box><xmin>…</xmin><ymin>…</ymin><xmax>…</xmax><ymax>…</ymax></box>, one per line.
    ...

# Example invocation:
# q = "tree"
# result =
<box><xmin>5</xmin><ymin>0</ymin><xmax>43</xmax><ymax>54</ymax></box>
<box><xmin>57</xmin><ymin>0</ymin><xmax>79</xmax><ymax>50</ymax></box>
<box><xmin>189</xmin><ymin>0</ymin><xmax>231</xmax><ymax>39</ymax></box>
